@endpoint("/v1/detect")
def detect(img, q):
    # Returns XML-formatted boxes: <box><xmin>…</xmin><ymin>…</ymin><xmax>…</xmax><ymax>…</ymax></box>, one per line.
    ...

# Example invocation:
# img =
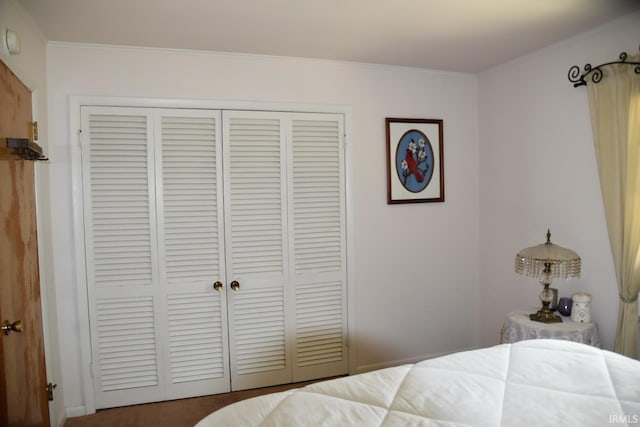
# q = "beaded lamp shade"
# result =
<box><xmin>515</xmin><ymin>230</ymin><xmax>581</xmax><ymax>323</ymax></box>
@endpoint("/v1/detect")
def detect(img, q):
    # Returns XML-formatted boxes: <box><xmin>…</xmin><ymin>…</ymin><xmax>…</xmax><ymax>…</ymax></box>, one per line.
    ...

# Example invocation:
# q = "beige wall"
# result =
<box><xmin>13</xmin><ymin>0</ymin><xmax>640</xmax><ymax>418</ymax></box>
<box><xmin>46</xmin><ymin>44</ymin><xmax>480</xmax><ymax>415</ymax></box>
<box><xmin>478</xmin><ymin>11</ymin><xmax>640</xmax><ymax>351</ymax></box>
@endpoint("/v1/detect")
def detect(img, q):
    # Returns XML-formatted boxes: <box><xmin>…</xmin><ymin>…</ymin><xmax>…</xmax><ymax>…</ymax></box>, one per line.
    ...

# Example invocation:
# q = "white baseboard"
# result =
<box><xmin>56</xmin><ymin>412</ymin><xmax>67</xmax><ymax>427</ymax></box>
<box><xmin>66</xmin><ymin>406</ymin><xmax>87</xmax><ymax>418</ymax></box>
<box><xmin>353</xmin><ymin>346</ymin><xmax>479</xmax><ymax>375</ymax></box>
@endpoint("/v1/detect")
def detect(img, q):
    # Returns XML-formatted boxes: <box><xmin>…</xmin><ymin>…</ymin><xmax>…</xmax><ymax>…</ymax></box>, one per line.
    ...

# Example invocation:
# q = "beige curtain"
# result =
<box><xmin>587</xmin><ymin>57</ymin><xmax>640</xmax><ymax>358</ymax></box>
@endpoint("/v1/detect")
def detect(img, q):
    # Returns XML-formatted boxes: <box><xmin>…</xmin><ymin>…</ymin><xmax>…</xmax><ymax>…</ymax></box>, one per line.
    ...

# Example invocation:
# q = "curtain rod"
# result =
<box><xmin>568</xmin><ymin>44</ymin><xmax>640</xmax><ymax>88</ymax></box>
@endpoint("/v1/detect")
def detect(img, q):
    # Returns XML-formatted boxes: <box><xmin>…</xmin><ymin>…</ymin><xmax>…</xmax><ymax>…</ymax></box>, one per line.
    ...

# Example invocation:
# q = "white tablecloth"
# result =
<box><xmin>501</xmin><ymin>310</ymin><xmax>601</xmax><ymax>347</ymax></box>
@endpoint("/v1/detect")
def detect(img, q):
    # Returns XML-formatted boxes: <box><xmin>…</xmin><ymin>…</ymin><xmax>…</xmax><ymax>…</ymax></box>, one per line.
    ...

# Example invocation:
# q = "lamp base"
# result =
<box><xmin>529</xmin><ymin>308</ymin><xmax>563</xmax><ymax>323</ymax></box>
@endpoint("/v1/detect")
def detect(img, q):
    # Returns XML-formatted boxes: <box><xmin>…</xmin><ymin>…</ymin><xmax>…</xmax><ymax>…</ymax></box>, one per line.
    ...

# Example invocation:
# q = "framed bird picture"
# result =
<box><xmin>385</xmin><ymin>118</ymin><xmax>444</xmax><ymax>204</ymax></box>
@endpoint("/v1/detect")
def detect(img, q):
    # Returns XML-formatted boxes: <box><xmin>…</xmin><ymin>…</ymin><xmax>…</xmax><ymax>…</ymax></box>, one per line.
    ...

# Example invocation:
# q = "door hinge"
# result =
<box><xmin>32</xmin><ymin>121</ymin><xmax>39</xmax><ymax>141</ymax></box>
<box><xmin>46</xmin><ymin>382</ymin><xmax>57</xmax><ymax>401</ymax></box>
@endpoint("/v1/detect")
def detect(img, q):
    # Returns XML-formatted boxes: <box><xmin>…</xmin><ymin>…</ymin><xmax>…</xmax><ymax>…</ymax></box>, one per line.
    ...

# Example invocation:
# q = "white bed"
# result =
<box><xmin>195</xmin><ymin>339</ymin><xmax>640</xmax><ymax>427</ymax></box>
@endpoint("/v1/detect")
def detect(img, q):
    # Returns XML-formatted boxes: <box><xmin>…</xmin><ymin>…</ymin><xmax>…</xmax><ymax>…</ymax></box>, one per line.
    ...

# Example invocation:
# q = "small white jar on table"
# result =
<box><xmin>570</xmin><ymin>292</ymin><xmax>592</xmax><ymax>323</ymax></box>
<box><xmin>501</xmin><ymin>310</ymin><xmax>601</xmax><ymax>347</ymax></box>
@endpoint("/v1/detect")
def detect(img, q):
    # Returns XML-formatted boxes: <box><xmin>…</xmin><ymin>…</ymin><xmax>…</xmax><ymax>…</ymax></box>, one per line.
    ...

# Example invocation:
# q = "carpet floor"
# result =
<box><xmin>64</xmin><ymin>380</ymin><xmax>323</xmax><ymax>427</ymax></box>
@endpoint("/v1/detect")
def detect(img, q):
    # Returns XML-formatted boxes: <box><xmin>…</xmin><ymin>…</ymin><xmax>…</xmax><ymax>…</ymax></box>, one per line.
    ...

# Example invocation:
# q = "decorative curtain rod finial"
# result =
<box><xmin>568</xmin><ymin>44</ymin><xmax>640</xmax><ymax>87</ymax></box>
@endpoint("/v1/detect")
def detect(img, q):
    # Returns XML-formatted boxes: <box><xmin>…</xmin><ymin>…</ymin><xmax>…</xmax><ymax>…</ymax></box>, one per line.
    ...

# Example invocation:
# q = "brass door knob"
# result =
<box><xmin>1</xmin><ymin>320</ymin><xmax>23</xmax><ymax>336</ymax></box>
<box><xmin>213</xmin><ymin>281</ymin><xmax>223</xmax><ymax>292</ymax></box>
<box><xmin>230</xmin><ymin>281</ymin><xmax>240</xmax><ymax>291</ymax></box>
<box><xmin>46</xmin><ymin>383</ymin><xmax>57</xmax><ymax>401</ymax></box>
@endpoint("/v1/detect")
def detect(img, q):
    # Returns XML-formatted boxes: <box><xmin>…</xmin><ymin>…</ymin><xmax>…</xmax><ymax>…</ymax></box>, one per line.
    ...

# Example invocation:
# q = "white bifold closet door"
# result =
<box><xmin>222</xmin><ymin>111</ymin><xmax>348</xmax><ymax>390</ymax></box>
<box><xmin>79</xmin><ymin>106</ymin><xmax>347</xmax><ymax>410</ymax></box>
<box><xmin>80</xmin><ymin>107</ymin><xmax>229</xmax><ymax>409</ymax></box>
<box><xmin>287</xmin><ymin>113</ymin><xmax>348</xmax><ymax>383</ymax></box>
<box><xmin>222</xmin><ymin>111</ymin><xmax>291</xmax><ymax>391</ymax></box>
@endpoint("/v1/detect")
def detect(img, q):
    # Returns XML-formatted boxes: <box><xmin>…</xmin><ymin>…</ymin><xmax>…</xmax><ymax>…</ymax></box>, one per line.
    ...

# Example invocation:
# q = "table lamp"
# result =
<box><xmin>514</xmin><ymin>230</ymin><xmax>581</xmax><ymax>323</ymax></box>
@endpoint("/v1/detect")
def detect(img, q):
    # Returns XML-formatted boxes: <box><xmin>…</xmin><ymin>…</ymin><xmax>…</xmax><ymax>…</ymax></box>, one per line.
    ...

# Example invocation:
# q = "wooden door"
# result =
<box><xmin>0</xmin><ymin>60</ymin><xmax>50</xmax><ymax>426</ymax></box>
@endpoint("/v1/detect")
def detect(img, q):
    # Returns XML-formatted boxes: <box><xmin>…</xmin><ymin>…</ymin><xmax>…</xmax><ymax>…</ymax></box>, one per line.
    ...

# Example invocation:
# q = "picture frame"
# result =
<box><xmin>386</xmin><ymin>118</ymin><xmax>444</xmax><ymax>204</ymax></box>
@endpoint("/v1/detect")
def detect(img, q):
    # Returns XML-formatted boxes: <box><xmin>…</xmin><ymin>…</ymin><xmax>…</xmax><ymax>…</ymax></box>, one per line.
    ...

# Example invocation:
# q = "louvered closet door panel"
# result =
<box><xmin>222</xmin><ymin>111</ymin><xmax>291</xmax><ymax>391</ymax></box>
<box><xmin>288</xmin><ymin>114</ymin><xmax>348</xmax><ymax>381</ymax></box>
<box><xmin>80</xmin><ymin>107</ymin><xmax>166</xmax><ymax>409</ymax></box>
<box><xmin>155</xmin><ymin>110</ymin><xmax>230</xmax><ymax>398</ymax></box>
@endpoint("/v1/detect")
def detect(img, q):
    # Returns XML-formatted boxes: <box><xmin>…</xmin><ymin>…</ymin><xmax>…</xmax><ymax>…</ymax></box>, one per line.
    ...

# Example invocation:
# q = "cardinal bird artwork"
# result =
<box><xmin>398</xmin><ymin>135</ymin><xmax>432</xmax><ymax>191</ymax></box>
<box><xmin>386</xmin><ymin>118</ymin><xmax>444</xmax><ymax>204</ymax></box>
<box><xmin>405</xmin><ymin>148</ymin><xmax>424</xmax><ymax>183</ymax></box>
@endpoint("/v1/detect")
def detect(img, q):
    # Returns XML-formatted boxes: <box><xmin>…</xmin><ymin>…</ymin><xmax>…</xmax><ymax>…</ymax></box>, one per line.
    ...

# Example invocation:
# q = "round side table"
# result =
<box><xmin>500</xmin><ymin>310</ymin><xmax>601</xmax><ymax>347</ymax></box>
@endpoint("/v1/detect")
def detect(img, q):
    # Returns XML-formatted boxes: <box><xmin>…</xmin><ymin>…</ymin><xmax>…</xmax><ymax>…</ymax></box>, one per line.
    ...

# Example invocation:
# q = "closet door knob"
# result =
<box><xmin>213</xmin><ymin>281</ymin><xmax>223</xmax><ymax>292</ymax></box>
<box><xmin>1</xmin><ymin>320</ymin><xmax>23</xmax><ymax>336</ymax></box>
<box><xmin>230</xmin><ymin>281</ymin><xmax>240</xmax><ymax>291</ymax></box>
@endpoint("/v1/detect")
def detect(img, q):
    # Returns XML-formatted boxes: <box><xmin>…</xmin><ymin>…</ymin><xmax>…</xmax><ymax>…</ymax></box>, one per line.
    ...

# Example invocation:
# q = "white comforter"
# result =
<box><xmin>195</xmin><ymin>340</ymin><xmax>640</xmax><ymax>426</ymax></box>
